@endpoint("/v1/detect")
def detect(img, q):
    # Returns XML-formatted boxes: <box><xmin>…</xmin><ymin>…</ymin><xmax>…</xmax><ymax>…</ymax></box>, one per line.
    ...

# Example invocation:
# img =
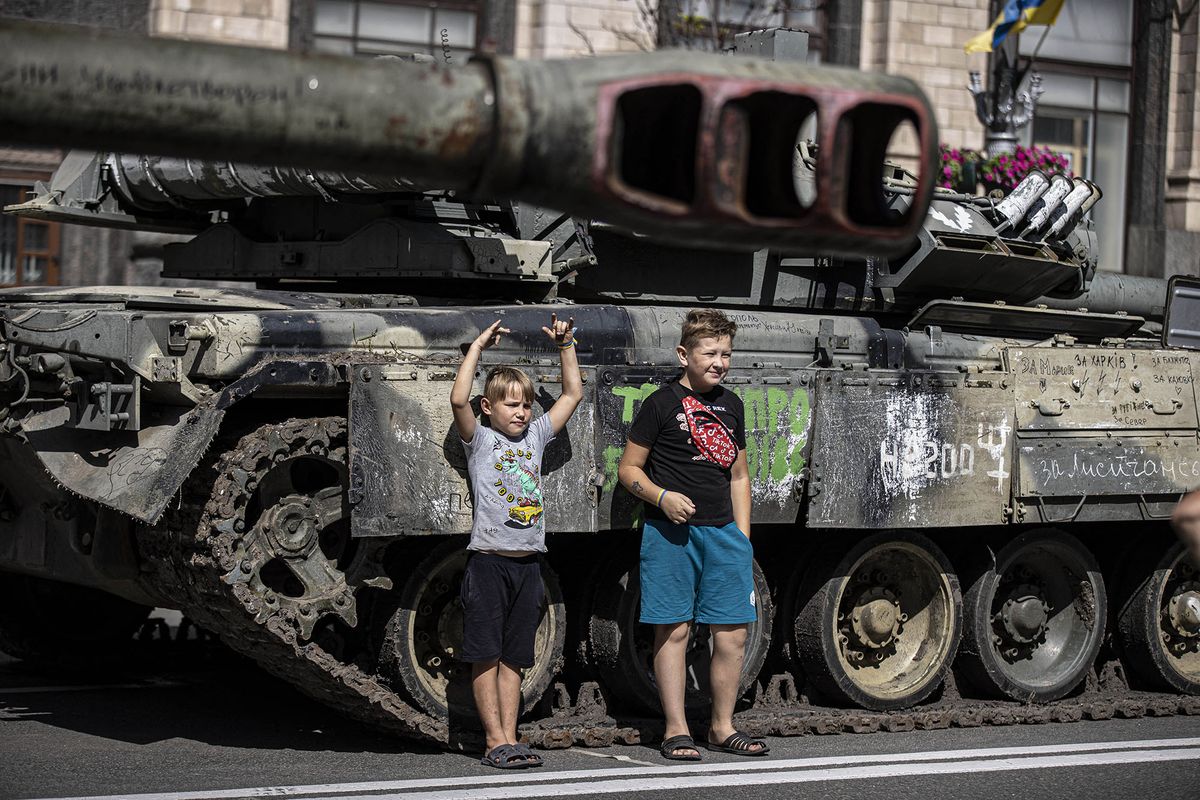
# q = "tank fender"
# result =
<box><xmin>21</xmin><ymin>400</ymin><xmax>225</xmax><ymax>524</ymax></box>
<box><xmin>20</xmin><ymin>358</ymin><xmax>345</xmax><ymax>524</ymax></box>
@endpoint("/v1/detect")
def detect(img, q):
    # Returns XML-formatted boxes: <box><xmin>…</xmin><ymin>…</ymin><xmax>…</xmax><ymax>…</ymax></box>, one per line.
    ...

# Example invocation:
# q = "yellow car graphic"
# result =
<box><xmin>509</xmin><ymin>503</ymin><xmax>544</xmax><ymax>525</ymax></box>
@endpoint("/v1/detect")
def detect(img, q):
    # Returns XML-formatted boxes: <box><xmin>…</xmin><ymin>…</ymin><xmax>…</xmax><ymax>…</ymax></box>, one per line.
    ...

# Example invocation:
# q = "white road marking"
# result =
<box><xmin>329</xmin><ymin>748</ymin><xmax>1200</xmax><ymax>800</ymax></box>
<box><xmin>25</xmin><ymin>737</ymin><xmax>1200</xmax><ymax>800</ymax></box>
<box><xmin>569</xmin><ymin>749</ymin><xmax>658</xmax><ymax>768</ymax></box>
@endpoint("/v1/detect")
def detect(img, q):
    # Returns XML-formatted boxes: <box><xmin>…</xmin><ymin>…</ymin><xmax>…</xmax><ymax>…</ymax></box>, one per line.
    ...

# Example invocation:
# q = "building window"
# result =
<box><xmin>1025</xmin><ymin>72</ymin><xmax>1130</xmax><ymax>273</ymax></box>
<box><xmin>658</xmin><ymin>0</ymin><xmax>823</xmax><ymax>55</ymax></box>
<box><xmin>1020</xmin><ymin>0</ymin><xmax>1132</xmax><ymax>272</ymax></box>
<box><xmin>0</xmin><ymin>183</ymin><xmax>60</xmax><ymax>287</ymax></box>
<box><xmin>314</xmin><ymin>0</ymin><xmax>481</xmax><ymax>60</ymax></box>
<box><xmin>1018</xmin><ymin>0</ymin><xmax>1132</xmax><ymax>68</ymax></box>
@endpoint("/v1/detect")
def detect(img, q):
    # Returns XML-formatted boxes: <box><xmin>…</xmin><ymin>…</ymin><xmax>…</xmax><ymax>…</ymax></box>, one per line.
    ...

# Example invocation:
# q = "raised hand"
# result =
<box><xmin>541</xmin><ymin>312</ymin><xmax>575</xmax><ymax>345</ymax></box>
<box><xmin>472</xmin><ymin>319</ymin><xmax>510</xmax><ymax>351</ymax></box>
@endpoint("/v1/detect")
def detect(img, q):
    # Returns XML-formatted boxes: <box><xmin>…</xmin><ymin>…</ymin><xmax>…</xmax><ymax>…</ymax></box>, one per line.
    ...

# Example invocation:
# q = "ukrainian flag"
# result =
<box><xmin>964</xmin><ymin>0</ymin><xmax>1065</xmax><ymax>54</ymax></box>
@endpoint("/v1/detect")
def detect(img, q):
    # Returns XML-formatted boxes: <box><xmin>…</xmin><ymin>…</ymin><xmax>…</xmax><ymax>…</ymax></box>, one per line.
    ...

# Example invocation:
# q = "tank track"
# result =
<box><xmin>521</xmin><ymin>667</ymin><xmax>1200</xmax><ymax>748</ymax></box>
<box><xmin>139</xmin><ymin>418</ymin><xmax>1200</xmax><ymax>751</ymax></box>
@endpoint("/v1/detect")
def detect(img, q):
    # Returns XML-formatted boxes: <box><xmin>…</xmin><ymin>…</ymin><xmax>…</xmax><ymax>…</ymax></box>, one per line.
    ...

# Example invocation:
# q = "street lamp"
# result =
<box><xmin>968</xmin><ymin>48</ymin><xmax>1044</xmax><ymax>158</ymax></box>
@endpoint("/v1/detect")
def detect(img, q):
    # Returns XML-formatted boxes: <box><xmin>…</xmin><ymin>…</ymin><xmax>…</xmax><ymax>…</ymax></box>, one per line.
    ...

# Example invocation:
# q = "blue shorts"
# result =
<box><xmin>638</xmin><ymin>519</ymin><xmax>757</xmax><ymax>625</ymax></box>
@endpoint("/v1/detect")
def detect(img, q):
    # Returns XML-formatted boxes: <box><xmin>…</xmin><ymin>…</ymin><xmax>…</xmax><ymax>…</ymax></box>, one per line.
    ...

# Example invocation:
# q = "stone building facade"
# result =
<box><xmin>2</xmin><ymin>0</ymin><xmax>1199</xmax><ymax>284</ymax></box>
<box><xmin>515</xmin><ymin>0</ymin><xmax>648</xmax><ymax>57</ymax></box>
<box><xmin>152</xmin><ymin>0</ymin><xmax>291</xmax><ymax>48</ymax></box>
<box><xmin>860</xmin><ymin>1</ymin><xmax>989</xmax><ymax>153</ymax></box>
<box><xmin>1168</xmin><ymin>7</ymin><xmax>1200</xmax><ymax>235</ymax></box>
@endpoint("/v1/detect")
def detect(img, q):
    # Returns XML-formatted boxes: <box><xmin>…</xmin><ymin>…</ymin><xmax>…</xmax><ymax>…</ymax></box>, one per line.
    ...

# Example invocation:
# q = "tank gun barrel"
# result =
<box><xmin>1035</xmin><ymin>272</ymin><xmax>1167</xmax><ymax>321</ymax></box>
<box><xmin>0</xmin><ymin>19</ymin><xmax>935</xmax><ymax>255</ymax></box>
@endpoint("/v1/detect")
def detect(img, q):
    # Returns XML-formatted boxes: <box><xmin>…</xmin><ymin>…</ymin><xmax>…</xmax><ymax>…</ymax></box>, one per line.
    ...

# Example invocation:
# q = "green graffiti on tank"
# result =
<box><xmin>612</xmin><ymin>383</ymin><xmax>660</xmax><ymax>423</ymax></box>
<box><xmin>602</xmin><ymin>444</ymin><xmax>624</xmax><ymax>493</ymax></box>
<box><xmin>734</xmin><ymin>386</ymin><xmax>811</xmax><ymax>482</ymax></box>
<box><xmin>601</xmin><ymin>381</ymin><xmax>811</xmax><ymax>495</ymax></box>
<box><xmin>604</xmin><ymin>383</ymin><xmax>659</xmax><ymax>493</ymax></box>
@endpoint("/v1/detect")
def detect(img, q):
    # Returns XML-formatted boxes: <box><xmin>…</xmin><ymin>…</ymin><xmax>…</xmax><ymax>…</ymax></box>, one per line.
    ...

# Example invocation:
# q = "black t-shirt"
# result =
<box><xmin>627</xmin><ymin>380</ymin><xmax>746</xmax><ymax>526</ymax></box>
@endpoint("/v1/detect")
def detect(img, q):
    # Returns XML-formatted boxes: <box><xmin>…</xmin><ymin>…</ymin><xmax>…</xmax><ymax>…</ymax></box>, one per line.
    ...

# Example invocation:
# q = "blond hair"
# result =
<box><xmin>679</xmin><ymin>308</ymin><xmax>737</xmax><ymax>350</ymax></box>
<box><xmin>483</xmin><ymin>366</ymin><xmax>535</xmax><ymax>404</ymax></box>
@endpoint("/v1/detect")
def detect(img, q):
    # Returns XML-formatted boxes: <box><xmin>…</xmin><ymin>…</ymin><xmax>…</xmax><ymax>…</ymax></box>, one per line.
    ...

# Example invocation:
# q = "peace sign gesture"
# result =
<box><xmin>541</xmin><ymin>312</ymin><xmax>575</xmax><ymax>346</ymax></box>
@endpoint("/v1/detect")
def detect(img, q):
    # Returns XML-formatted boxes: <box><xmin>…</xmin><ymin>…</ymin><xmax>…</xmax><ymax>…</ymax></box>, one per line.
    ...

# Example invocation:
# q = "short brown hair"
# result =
<box><xmin>679</xmin><ymin>308</ymin><xmax>737</xmax><ymax>350</ymax></box>
<box><xmin>483</xmin><ymin>366</ymin><xmax>535</xmax><ymax>405</ymax></box>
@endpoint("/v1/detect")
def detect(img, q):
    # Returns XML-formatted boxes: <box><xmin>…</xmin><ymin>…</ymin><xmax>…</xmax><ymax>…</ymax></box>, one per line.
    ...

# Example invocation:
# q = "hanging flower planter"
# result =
<box><xmin>938</xmin><ymin>144</ymin><xmax>1071</xmax><ymax>195</ymax></box>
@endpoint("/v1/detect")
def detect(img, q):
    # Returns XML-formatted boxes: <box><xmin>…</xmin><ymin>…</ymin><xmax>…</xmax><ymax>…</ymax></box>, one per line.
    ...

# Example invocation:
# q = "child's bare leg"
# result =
<box><xmin>707</xmin><ymin>624</ymin><xmax>761</xmax><ymax>750</ymax></box>
<box><xmin>653</xmin><ymin>622</ymin><xmax>697</xmax><ymax>756</ymax></box>
<box><xmin>471</xmin><ymin>660</ymin><xmax>507</xmax><ymax>749</ymax></box>
<box><xmin>497</xmin><ymin>660</ymin><xmax>523</xmax><ymax>743</ymax></box>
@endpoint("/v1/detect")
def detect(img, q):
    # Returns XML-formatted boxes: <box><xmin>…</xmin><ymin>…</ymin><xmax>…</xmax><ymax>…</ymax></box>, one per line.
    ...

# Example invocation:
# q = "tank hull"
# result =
<box><xmin>2</xmin><ymin>291</ymin><xmax>1198</xmax><ymax>747</ymax></box>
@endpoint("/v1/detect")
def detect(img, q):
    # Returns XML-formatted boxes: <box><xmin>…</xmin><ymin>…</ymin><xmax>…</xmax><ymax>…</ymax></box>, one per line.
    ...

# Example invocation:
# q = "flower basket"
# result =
<box><xmin>978</xmin><ymin>145</ymin><xmax>1072</xmax><ymax>191</ymax></box>
<box><xmin>938</xmin><ymin>144</ymin><xmax>1072</xmax><ymax>195</ymax></box>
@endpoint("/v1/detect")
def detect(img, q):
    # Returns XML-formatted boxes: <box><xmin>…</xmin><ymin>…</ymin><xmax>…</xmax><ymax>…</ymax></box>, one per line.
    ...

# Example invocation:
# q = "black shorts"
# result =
<box><xmin>459</xmin><ymin>552</ymin><xmax>544</xmax><ymax>668</ymax></box>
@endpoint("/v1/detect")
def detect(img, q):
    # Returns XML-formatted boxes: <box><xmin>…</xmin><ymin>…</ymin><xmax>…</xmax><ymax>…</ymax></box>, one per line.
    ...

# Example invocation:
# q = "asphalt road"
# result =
<box><xmin>1</xmin><ymin>620</ymin><xmax>1198</xmax><ymax>800</ymax></box>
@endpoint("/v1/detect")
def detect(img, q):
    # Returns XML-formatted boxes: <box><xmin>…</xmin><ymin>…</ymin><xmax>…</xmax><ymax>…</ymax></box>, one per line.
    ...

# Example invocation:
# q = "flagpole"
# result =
<box><xmin>1013</xmin><ymin>24</ymin><xmax>1050</xmax><ymax>104</ymax></box>
<box><xmin>1028</xmin><ymin>23</ymin><xmax>1051</xmax><ymax>63</ymax></box>
<box><xmin>968</xmin><ymin>3</ymin><xmax>1050</xmax><ymax>157</ymax></box>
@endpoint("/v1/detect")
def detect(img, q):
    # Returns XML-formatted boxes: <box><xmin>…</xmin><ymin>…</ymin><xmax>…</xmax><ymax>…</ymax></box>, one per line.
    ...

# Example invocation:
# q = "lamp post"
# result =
<box><xmin>968</xmin><ymin>47</ymin><xmax>1043</xmax><ymax>158</ymax></box>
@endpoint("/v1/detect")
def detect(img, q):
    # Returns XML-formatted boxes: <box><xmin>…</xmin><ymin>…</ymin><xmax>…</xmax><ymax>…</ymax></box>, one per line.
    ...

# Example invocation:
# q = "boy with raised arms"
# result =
<box><xmin>450</xmin><ymin>313</ymin><xmax>582</xmax><ymax>769</ymax></box>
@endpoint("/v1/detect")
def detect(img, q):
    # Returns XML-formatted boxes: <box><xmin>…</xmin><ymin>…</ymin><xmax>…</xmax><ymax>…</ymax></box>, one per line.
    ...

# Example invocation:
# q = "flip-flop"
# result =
<box><xmin>513</xmin><ymin>742</ymin><xmax>544</xmax><ymax>767</ymax></box>
<box><xmin>480</xmin><ymin>744</ymin><xmax>531</xmax><ymax>769</ymax></box>
<box><xmin>660</xmin><ymin>734</ymin><xmax>703</xmax><ymax>761</ymax></box>
<box><xmin>705</xmin><ymin>731</ymin><xmax>770</xmax><ymax>756</ymax></box>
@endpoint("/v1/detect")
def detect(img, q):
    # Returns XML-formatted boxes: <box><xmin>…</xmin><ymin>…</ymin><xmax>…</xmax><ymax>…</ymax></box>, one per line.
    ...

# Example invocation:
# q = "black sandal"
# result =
<box><xmin>481</xmin><ymin>744</ymin><xmax>531</xmax><ymax>769</ymax></box>
<box><xmin>660</xmin><ymin>734</ymin><xmax>703</xmax><ymax>761</ymax></box>
<box><xmin>705</xmin><ymin>731</ymin><xmax>770</xmax><ymax>756</ymax></box>
<box><xmin>513</xmin><ymin>742</ymin><xmax>544</xmax><ymax>767</ymax></box>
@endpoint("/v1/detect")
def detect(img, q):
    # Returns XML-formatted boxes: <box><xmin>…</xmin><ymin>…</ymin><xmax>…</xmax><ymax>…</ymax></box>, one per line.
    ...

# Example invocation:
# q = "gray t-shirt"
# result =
<box><xmin>462</xmin><ymin>414</ymin><xmax>554</xmax><ymax>553</ymax></box>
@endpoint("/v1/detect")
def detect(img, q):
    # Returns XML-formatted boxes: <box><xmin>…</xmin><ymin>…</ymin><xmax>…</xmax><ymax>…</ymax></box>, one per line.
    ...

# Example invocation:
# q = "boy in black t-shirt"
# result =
<box><xmin>617</xmin><ymin>309</ymin><xmax>769</xmax><ymax>760</ymax></box>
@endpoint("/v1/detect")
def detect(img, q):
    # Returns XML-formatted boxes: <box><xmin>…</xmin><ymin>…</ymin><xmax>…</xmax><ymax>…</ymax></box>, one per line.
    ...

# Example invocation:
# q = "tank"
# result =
<box><xmin>1</xmin><ymin>20</ymin><xmax>1198</xmax><ymax>749</ymax></box>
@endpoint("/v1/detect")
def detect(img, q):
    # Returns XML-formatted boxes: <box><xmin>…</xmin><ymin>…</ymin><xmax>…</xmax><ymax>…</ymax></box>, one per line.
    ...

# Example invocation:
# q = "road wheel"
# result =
<box><xmin>587</xmin><ymin>551</ymin><xmax>773</xmax><ymax>715</ymax></box>
<box><xmin>1118</xmin><ymin>540</ymin><xmax>1200</xmax><ymax>694</ymax></box>
<box><xmin>0</xmin><ymin>573</ymin><xmax>150</xmax><ymax>664</ymax></box>
<box><xmin>381</xmin><ymin>537</ymin><xmax>566</xmax><ymax>720</ymax></box>
<box><xmin>958</xmin><ymin>530</ymin><xmax>1106</xmax><ymax>702</ymax></box>
<box><xmin>794</xmin><ymin>531</ymin><xmax>961</xmax><ymax>710</ymax></box>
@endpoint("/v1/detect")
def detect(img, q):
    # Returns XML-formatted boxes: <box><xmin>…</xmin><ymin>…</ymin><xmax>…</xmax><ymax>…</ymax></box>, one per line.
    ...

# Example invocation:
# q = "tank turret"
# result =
<box><xmin>11</xmin><ymin>144</ymin><xmax>1143</xmax><ymax>340</ymax></box>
